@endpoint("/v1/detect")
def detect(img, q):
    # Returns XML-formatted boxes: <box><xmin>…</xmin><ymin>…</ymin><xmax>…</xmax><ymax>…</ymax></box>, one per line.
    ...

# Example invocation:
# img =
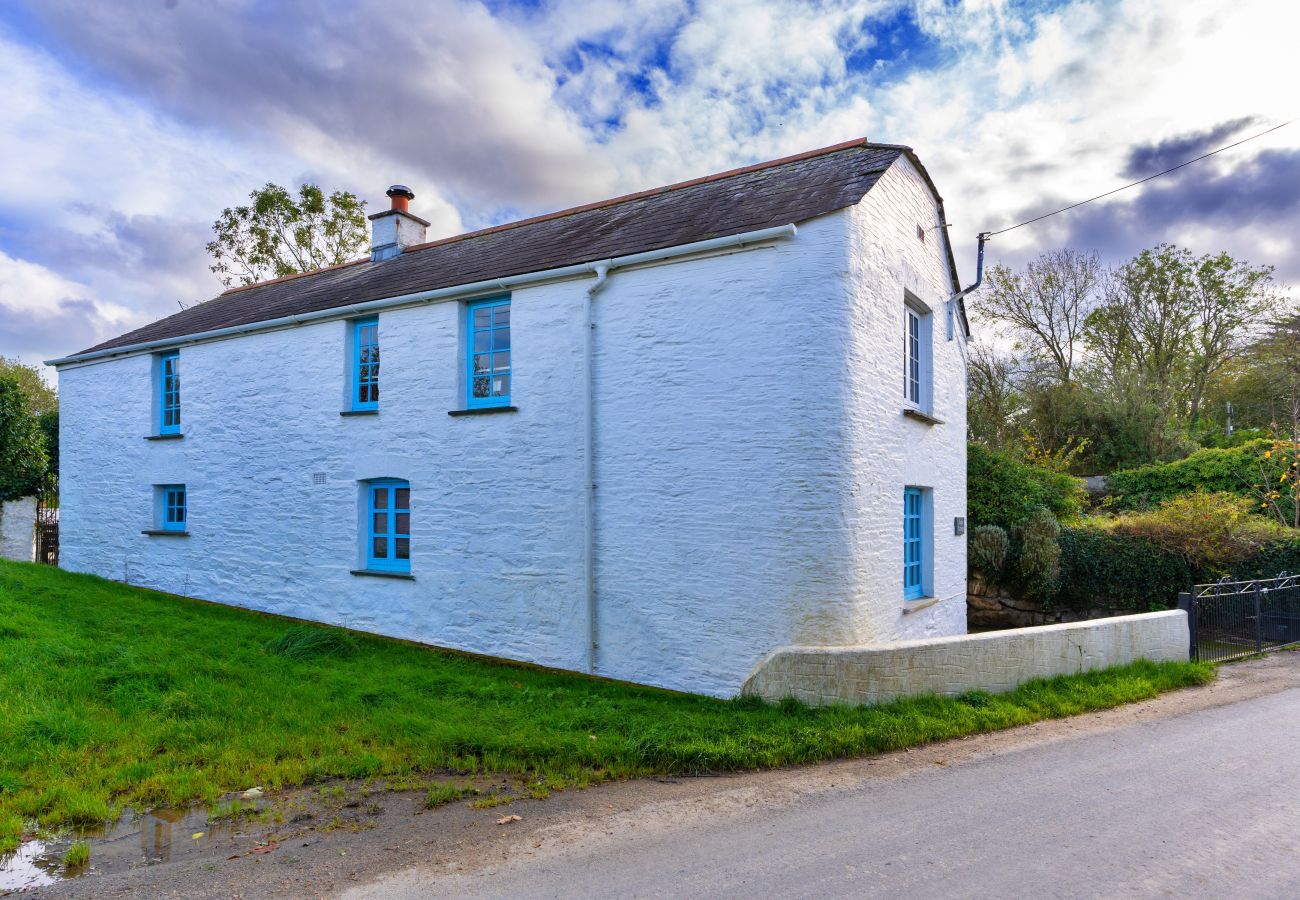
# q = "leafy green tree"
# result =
<box><xmin>39</xmin><ymin>409</ymin><xmax>58</xmax><ymax>493</ymax></box>
<box><xmin>1085</xmin><ymin>245</ymin><xmax>1278</xmax><ymax>450</ymax></box>
<box><xmin>206</xmin><ymin>183</ymin><xmax>369</xmax><ymax>287</ymax></box>
<box><xmin>0</xmin><ymin>357</ymin><xmax>57</xmax><ymax>415</ymax></box>
<box><xmin>0</xmin><ymin>375</ymin><xmax>49</xmax><ymax>501</ymax></box>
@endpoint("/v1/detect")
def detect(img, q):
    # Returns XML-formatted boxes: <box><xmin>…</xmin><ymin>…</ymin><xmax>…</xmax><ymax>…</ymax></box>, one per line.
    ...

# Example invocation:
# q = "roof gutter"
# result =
<box><xmin>45</xmin><ymin>224</ymin><xmax>800</xmax><ymax>368</ymax></box>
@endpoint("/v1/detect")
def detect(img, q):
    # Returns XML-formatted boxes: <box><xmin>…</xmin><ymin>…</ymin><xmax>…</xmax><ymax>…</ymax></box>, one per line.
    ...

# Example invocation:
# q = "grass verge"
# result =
<box><xmin>0</xmin><ymin>561</ymin><xmax>1212</xmax><ymax>852</ymax></box>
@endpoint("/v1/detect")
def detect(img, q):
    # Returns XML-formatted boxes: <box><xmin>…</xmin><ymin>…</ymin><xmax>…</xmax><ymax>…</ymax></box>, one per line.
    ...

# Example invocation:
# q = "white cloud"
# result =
<box><xmin>0</xmin><ymin>249</ymin><xmax>137</xmax><ymax>375</ymax></box>
<box><xmin>1</xmin><ymin>0</ymin><xmax>1297</xmax><ymax>381</ymax></box>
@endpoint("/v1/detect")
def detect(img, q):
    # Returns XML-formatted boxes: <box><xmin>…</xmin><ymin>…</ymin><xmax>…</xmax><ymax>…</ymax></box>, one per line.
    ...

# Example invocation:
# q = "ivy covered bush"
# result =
<box><xmin>1107</xmin><ymin>440</ymin><xmax>1270</xmax><ymax>511</ymax></box>
<box><xmin>967</xmin><ymin>443</ymin><xmax>1085</xmax><ymax>531</ymax></box>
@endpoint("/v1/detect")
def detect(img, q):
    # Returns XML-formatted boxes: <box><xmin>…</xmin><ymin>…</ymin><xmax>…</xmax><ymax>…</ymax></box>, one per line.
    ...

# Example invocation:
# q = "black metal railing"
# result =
<box><xmin>34</xmin><ymin>504</ymin><xmax>58</xmax><ymax>566</ymax></box>
<box><xmin>1178</xmin><ymin>573</ymin><xmax>1300</xmax><ymax>663</ymax></box>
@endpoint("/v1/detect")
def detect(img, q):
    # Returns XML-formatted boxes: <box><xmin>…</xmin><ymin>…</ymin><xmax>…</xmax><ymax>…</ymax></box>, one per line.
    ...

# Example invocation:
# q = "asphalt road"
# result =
<box><xmin>362</xmin><ymin>685</ymin><xmax>1300</xmax><ymax>899</ymax></box>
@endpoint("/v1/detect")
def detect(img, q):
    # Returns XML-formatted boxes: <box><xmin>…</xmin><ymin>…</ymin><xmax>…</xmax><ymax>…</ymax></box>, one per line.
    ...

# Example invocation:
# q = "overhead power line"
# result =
<box><xmin>985</xmin><ymin>119</ymin><xmax>1293</xmax><ymax>238</ymax></box>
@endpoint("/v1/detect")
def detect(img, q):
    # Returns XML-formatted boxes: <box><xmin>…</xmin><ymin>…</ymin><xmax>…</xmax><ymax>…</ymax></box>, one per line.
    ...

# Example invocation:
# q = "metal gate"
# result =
<box><xmin>35</xmin><ymin>503</ymin><xmax>58</xmax><ymax>566</ymax></box>
<box><xmin>1178</xmin><ymin>574</ymin><xmax>1300</xmax><ymax>663</ymax></box>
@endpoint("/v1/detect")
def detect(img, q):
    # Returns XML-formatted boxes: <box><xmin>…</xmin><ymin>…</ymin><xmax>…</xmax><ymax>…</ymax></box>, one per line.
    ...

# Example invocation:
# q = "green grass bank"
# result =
<box><xmin>0</xmin><ymin>561</ymin><xmax>1212</xmax><ymax>852</ymax></box>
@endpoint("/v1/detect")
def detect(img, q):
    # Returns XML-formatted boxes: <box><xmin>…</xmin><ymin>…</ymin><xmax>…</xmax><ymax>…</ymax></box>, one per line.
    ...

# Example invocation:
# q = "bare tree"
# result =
<box><xmin>967</xmin><ymin>340</ymin><xmax>1024</xmax><ymax>449</ymax></box>
<box><xmin>974</xmin><ymin>249</ymin><xmax>1101</xmax><ymax>384</ymax></box>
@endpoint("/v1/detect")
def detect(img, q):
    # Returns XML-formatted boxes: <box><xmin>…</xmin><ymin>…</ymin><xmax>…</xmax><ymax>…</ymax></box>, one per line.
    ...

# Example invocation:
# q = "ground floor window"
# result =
<box><xmin>160</xmin><ymin>485</ymin><xmax>186</xmax><ymax>532</ymax></box>
<box><xmin>904</xmin><ymin>486</ymin><xmax>928</xmax><ymax>599</ymax></box>
<box><xmin>366</xmin><ymin>479</ymin><xmax>410</xmax><ymax>572</ymax></box>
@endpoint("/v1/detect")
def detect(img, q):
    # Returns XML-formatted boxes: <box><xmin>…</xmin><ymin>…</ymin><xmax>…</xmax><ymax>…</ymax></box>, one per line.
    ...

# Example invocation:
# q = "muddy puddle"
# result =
<box><xmin>0</xmin><ymin>798</ymin><xmax>258</xmax><ymax>893</ymax></box>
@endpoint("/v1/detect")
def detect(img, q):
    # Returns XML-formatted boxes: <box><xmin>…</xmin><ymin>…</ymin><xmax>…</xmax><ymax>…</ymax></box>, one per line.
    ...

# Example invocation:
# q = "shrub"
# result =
<box><xmin>1055</xmin><ymin>526</ymin><xmax>1192</xmax><ymax>612</ymax></box>
<box><xmin>1107</xmin><ymin>440</ymin><xmax>1271</xmax><ymax>510</ymax></box>
<box><xmin>1015</xmin><ymin>508</ymin><xmax>1061</xmax><ymax>601</ymax></box>
<box><xmin>968</xmin><ymin>525</ymin><xmax>1010</xmax><ymax>579</ymax></box>
<box><xmin>967</xmin><ymin>443</ymin><xmax>1085</xmax><ymax>530</ymax></box>
<box><xmin>1107</xmin><ymin>491</ymin><xmax>1283</xmax><ymax>575</ymax></box>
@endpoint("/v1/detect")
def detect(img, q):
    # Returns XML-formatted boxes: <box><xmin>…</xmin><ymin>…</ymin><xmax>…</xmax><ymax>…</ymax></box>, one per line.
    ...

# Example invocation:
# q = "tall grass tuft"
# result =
<box><xmin>63</xmin><ymin>840</ymin><xmax>90</xmax><ymax>870</ymax></box>
<box><xmin>265</xmin><ymin>626</ymin><xmax>359</xmax><ymax>661</ymax></box>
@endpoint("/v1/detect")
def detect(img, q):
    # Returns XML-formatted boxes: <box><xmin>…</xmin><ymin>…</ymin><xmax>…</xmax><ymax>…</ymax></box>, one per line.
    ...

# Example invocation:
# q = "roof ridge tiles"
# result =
<box><xmin>220</xmin><ymin>138</ymin><xmax>888</xmax><ymax>297</ymax></box>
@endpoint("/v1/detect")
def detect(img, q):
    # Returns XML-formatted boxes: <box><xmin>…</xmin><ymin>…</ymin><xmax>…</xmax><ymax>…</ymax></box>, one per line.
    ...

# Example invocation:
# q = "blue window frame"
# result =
<box><xmin>159</xmin><ymin>350</ymin><xmax>181</xmax><ymax>434</ymax></box>
<box><xmin>904</xmin><ymin>308</ymin><xmax>921</xmax><ymax>406</ymax></box>
<box><xmin>904</xmin><ymin>487</ymin><xmax>925</xmax><ymax>600</ymax></box>
<box><xmin>161</xmin><ymin>485</ymin><xmax>186</xmax><ymax>532</ymax></box>
<box><xmin>366</xmin><ymin>479</ymin><xmax>410</xmax><ymax>572</ymax></box>
<box><xmin>352</xmin><ymin>317</ymin><xmax>379</xmax><ymax>410</ymax></box>
<box><xmin>467</xmin><ymin>298</ymin><xmax>511</xmax><ymax>407</ymax></box>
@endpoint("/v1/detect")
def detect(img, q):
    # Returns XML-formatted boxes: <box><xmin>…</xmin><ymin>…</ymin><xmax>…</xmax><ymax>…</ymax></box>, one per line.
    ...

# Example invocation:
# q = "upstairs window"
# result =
<box><xmin>158</xmin><ymin>350</ymin><xmax>181</xmax><ymax>434</ymax></box>
<box><xmin>160</xmin><ymin>484</ymin><xmax>187</xmax><ymax>532</ymax></box>
<box><xmin>467</xmin><ymin>298</ymin><xmax>511</xmax><ymax>408</ymax></box>
<box><xmin>903</xmin><ymin>298</ymin><xmax>931</xmax><ymax>411</ymax></box>
<box><xmin>351</xmin><ymin>317</ymin><xmax>380</xmax><ymax>411</ymax></box>
<box><xmin>366</xmin><ymin>479</ymin><xmax>410</xmax><ymax>573</ymax></box>
<box><xmin>903</xmin><ymin>486</ymin><xmax>927</xmax><ymax>600</ymax></box>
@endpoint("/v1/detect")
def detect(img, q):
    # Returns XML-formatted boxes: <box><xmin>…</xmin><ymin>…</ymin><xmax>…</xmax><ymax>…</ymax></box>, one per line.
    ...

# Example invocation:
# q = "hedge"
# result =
<box><xmin>1054</xmin><ymin>526</ymin><xmax>1192</xmax><ymax>612</ymax></box>
<box><xmin>967</xmin><ymin>443</ymin><xmax>1085</xmax><ymax>531</ymax></box>
<box><xmin>1033</xmin><ymin>528</ymin><xmax>1300</xmax><ymax>614</ymax></box>
<box><xmin>1107</xmin><ymin>440</ymin><xmax>1269</xmax><ymax>510</ymax></box>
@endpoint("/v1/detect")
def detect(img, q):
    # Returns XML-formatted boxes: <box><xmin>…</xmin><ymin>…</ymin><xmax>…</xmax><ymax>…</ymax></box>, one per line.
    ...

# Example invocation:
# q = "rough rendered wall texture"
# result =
<box><xmin>741</xmin><ymin>611</ymin><xmax>1190</xmax><ymax>706</ymax></box>
<box><xmin>57</xmin><ymin>156</ymin><xmax>966</xmax><ymax>697</ymax></box>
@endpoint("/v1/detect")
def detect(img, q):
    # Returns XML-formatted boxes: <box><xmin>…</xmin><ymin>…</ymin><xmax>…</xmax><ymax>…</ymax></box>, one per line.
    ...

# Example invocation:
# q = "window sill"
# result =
<box><xmin>902</xmin><ymin>596</ymin><xmax>940</xmax><ymax>614</ymax></box>
<box><xmin>902</xmin><ymin>408</ymin><xmax>945</xmax><ymax>426</ymax></box>
<box><xmin>142</xmin><ymin>529</ymin><xmax>189</xmax><ymax>537</ymax></box>
<box><xmin>145</xmin><ymin>433</ymin><xmax>184</xmax><ymax>441</ymax></box>
<box><xmin>448</xmin><ymin>405</ymin><xmax>518</xmax><ymax>417</ymax></box>
<box><xmin>339</xmin><ymin>409</ymin><xmax>379</xmax><ymax>417</ymax></box>
<box><xmin>350</xmin><ymin>569</ymin><xmax>414</xmax><ymax>580</ymax></box>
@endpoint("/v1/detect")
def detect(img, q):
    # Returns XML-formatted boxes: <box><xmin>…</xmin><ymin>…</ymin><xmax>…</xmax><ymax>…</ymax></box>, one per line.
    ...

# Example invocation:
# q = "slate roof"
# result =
<box><xmin>76</xmin><ymin>139</ymin><xmax>958</xmax><ymax>357</ymax></box>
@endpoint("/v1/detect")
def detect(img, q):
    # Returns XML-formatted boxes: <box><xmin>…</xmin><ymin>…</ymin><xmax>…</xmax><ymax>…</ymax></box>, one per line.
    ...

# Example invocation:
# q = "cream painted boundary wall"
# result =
<box><xmin>0</xmin><ymin>496</ymin><xmax>37</xmax><ymax>562</ymax></box>
<box><xmin>741</xmin><ymin>611</ymin><xmax>1189</xmax><ymax>706</ymax></box>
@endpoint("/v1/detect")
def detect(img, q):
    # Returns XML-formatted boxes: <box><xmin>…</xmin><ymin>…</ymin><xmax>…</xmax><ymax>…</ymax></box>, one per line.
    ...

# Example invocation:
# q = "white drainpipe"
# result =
<box><xmin>575</xmin><ymin>224</ymin><xmax>797</xmax><ymax>674</ymax></box>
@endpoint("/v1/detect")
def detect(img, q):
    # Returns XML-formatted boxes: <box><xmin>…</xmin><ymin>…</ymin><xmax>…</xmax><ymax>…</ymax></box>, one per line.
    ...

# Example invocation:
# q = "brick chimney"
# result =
<box><xmin>368</xmin><ymin>185</ymin><xmax>429</xmax><ymax>262</ymax></box>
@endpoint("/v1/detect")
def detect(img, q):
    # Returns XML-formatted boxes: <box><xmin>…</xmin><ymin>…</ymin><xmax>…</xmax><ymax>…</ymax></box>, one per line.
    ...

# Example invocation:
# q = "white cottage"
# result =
<box><xmin>50</xmin><ymin>139</ymin><xmax>970</xmax><ymax>697</ymax></box>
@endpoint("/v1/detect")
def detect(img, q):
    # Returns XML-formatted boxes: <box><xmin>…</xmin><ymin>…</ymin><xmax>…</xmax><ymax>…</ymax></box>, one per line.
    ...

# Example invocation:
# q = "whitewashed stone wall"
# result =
<box><xmin>57</xmin><ymin>155</ymin><xmax>966</xmax><ymax>697</ymax></box>
<box><xmin>741</xmin><ymin>611</ymin><xmax>1190</xmax><ymax>706</ymax></box>
<box><xmin>842</xmin><ymin>156</ymin><xmax>969</xmax><ymax>644</ymax></box>
<box><xmin>0</xmin><ymin>496</ymin><xmax>37</xmax><ymax>562</ymax></box>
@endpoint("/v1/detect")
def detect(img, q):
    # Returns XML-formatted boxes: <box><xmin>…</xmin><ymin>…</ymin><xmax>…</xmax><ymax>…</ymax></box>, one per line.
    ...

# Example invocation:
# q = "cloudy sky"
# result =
<box><xmin>1</xmin><ymin>0</ymin><xmax>1296</xmax><ymax>379</ymax></box>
